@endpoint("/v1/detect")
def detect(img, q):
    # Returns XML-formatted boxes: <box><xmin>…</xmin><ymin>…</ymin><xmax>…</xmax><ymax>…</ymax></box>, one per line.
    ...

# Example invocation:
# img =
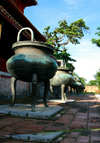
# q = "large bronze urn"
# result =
<box><xmin>70</xmin><ymin>76</ymin><xmax>85</xmax><ymax>94</ymax></box>
<box><xmin>50</xmin><ymin>64</ymin><xmax>74</xmax><ymax>101</ymax></box>
<box><xmin>6</xmin><ymin>27</ymin><xmax>58</xmax><ymax>111</ymax></box>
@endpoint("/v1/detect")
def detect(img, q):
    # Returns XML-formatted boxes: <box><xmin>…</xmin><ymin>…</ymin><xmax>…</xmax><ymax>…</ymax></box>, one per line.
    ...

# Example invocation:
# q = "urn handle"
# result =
<box><xmin>17</xmin><ymin>27</ymin><xmax>34</xmax><ymax>42</ymax></box>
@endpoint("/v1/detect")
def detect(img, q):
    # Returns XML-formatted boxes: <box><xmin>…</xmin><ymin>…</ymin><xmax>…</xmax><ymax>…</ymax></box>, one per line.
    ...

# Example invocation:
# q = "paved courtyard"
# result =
<box><xmin>0</xmin><ymin>94</ymin><xmax>100</xmax><ymax>143</ymax></box>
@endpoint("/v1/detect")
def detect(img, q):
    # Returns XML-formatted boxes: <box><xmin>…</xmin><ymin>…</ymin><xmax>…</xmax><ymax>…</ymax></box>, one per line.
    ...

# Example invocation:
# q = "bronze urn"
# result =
<box><xmin>70</xmin><ymin>76</ymin><xmax>85</xmax><ymax>94</ymax></box>
<box><xmin>50</xmin><ymin>61</ymin><xmax>74</xmax><ymax>101</ymax></box>
<box><xmin>6</xmin><ymin>27</ymin><xmax>58</xmax><ymax>111</ymax></box>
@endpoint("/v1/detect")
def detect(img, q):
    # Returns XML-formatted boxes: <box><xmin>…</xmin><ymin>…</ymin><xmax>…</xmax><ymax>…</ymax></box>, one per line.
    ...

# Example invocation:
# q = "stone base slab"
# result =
<box><xmin>1</xmin><ymin>132</ymin><xmax>63</xmax><ymax>142</ymax></box>
<box><xmin>0</xmin><ymin>104</ymin><xmax>63</xmax><ymax>119</ymax></box>
<box><xmin>49</xmin><ymin>99</ymin><xmax>75</xmax><ymax>103</ymax></box>
<box><xmin>37</xmin><ymin>99</ymin><xmax>75</xmax><ymax>103</ymax></box>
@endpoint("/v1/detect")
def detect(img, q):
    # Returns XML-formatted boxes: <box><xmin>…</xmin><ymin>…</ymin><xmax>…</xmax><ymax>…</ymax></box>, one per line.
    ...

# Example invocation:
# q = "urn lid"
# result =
<box><xmin>12</xmin><ymin>27</ymin><xmax>54</xmax><ymax>54</ymax></box>
<box><xmin>12</xmin><ymin>41</ymin><xmax>54</xmax><ymax>54</ymax></box>
<box><xmin>58</xmin><ymin>67</ymin><xmax>72</xmax><ymax>71</ymax></box>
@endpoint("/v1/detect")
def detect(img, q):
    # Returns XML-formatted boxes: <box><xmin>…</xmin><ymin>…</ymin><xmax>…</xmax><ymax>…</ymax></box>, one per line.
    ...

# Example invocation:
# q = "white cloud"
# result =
<box><xmin>64</xmin><ymin>0</ymin><xmax>78</xmax><ymax>5</ymax></box>
<box><xmin>84</xmin><ymin>13</ymin><xmax>100</xmax><ymax>23</ymax></box>
<box><xmin>67</xmin><ymin>39</ymin><xmax>100</xmax><ymax>82</ymax></box>
<box><xmin>73</xmin><ymin>57</ymin><xmax>98</xmax><ymax>82</ymax></box>
<box><xmin>68</xmin><ymin>39</ymin><xmax>100</xmax><ymax>58</ymax></box>
<box><xmin>64</xmin><ymin>0</ymin><xmax>79</xmax><ymax>10</ymax></box>
<box><xmin>60</xmin><ymin>13</ymin><xmax>72</xmax><ymax>21</ymax></box>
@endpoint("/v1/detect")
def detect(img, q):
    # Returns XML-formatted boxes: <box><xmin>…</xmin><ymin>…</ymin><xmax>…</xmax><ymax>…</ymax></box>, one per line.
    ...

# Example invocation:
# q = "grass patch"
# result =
<box><xmin>83</xmin><ymin>92</ymin><xmax>95</xmax><ymax>95</ymax></box>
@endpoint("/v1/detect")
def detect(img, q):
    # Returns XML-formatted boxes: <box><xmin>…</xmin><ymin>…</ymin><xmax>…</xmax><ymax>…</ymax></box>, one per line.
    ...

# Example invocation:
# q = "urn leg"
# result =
<box><xmin>79</xmin><ymin>89</ymin><xmax>81</xmax><ymax>94</ymax></box>
<box><xmin>69</xmin><ymin>86</ymin><xmax>71</xmax><ymax>94</ymax></box>
<box><xmin>31</xmin><ymin>73</ymin><xmax>38</xmax><ymax>112</ymax></box>
<box><xmin>61</xmin><ymin>84</ymin><xmax>65</xmax><ymax>101</ymax></box>
<box><xmin>69</xmin><ymin>87</ymin><xmax>72</xmax><ymax>95</ymax></box>
<box><xmin>64</xmin><ymin>85</ymin><xmax>68</xmax><ymax>100</ymax></box>
<box><xmin>43</xmin><ymin>80</ymin><xmax>49</xmax><ymax>107</ymax></box>
<box><xmin>76</xmin><ymin>88</ymin><xmax>78</xmax><ymax>94</ymax></box>
<box><xmin>74</xmin><ymin>88</ymin><xmax>75</xmax><ymax>94</ymax></box>
<box><xmin>50</xmin><ymin>85</ymin><xmax>53</xmax><ymax>99</ymax></box>
<box><xmin>10</xmin><ymin>77</ymin><xmax>17</xmax><ymax>106</ymax></box>
<box><xmin>75</xmin><ymin>88</ymin><xmax>77</xmax><ymax>94</ymax></box>
<box><xmin>76</xmin><ymin>87</ymin><xmax>79</xmax><ymax>95</ymax></box>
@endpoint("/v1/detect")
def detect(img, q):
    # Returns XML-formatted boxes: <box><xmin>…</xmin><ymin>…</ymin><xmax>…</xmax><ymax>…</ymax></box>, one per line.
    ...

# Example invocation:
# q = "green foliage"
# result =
<box><xmin>57</xmin><ymin>19</ymin><xmax>89</xmax><ymax>45</ymax></box>
<box><xmin>94</xmin><ymin>68</ymin><xmax>100</xmax><ymax>89</ymax></box>
<box><xmin>84</xmin><ymin>92</ymin><xmax>95</xmax><ymax>95</ymax></box>
<box><xmin>73</xmin><ymin>72</ymin><xmax>79</xmax><ymax>77</ymax></box>
<box><xmin>87</xmin><ymin>80</ymin><xmax>97</xmax><ymax>86</ymax></box>
<box><xmin>79</xmin><ymin>77</ymin><xmax>87</xmax><ymax>85</ymax></box>
<box><xmin>53</xmin><ymin>51</ymin><xmax>76</xmax><ymax>63</ymax></box>
<box><xmin>92</xmin><ymin>38</ymin><xmax>100</xmax><ymax>47</ymax></box>
<box><xmin>91</xmin><ymin>27</ymin><xmax>100</xmax><ymax>47</ymax></box>
<box><xmin>43</xmin><ymin>19</ymin><xmax>89</xmax><ymax>63</ymax></box>
<box><xmin>66</xmin><ymin>63</ymin><xmax>75</xmax><ymax>71</ymax></box>
<box><xmin>95</xmin><ymin>90</ymin><xmax>100</xmax><ymax>94</ymax></box>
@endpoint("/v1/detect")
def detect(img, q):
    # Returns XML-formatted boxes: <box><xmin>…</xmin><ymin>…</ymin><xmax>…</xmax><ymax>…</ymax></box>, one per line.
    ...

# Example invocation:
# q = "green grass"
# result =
<box><xmin>83</xmin><ymin>92</ymin><xmax>95</xmax><ymax>95</ymax></box>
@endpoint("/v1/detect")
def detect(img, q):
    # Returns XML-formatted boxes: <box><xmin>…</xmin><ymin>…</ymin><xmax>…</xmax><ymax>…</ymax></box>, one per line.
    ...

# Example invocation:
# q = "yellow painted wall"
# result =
<box><xmin>84</xmin><ymin>86</ymin><xmax>98</xmax><ymax>92</ymax></box>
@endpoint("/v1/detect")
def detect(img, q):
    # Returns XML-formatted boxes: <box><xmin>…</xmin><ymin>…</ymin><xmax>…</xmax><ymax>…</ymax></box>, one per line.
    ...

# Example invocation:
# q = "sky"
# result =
<box><xmin>24</xmin><ymin>0</ymin><xmax>100</xmax><ymax>83</ymax></box>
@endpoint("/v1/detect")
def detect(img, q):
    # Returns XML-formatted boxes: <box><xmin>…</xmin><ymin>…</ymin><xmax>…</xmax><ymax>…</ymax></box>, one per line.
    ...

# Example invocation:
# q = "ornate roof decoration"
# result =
<box><xmin>11</xmin><ymin>0</ymin><xmax>37</xmax><ymax>13</ymax></box>
<box><xmin>0</xmin><ymin>6</ymin><xmax>31</xmax><ymax>40</ymax></box>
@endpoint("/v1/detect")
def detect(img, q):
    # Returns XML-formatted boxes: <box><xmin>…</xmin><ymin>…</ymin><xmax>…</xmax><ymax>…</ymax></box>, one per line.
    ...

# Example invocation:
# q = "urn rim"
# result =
<box><xmin>58</xmin><ymin>67</ymin><xmax>72</xmax><ymax>71</ymax></box>
<box><xmin>12</xmin><ymin>41</ymin><xmax>54</xmax><ymax>54</ymax></box>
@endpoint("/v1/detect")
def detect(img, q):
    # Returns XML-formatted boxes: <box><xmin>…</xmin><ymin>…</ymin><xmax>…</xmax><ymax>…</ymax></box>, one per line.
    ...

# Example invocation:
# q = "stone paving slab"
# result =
<box><xmin>0</xmin><ymin>94</ymin><xmax>100</xmax><ymax>143</ymax></box>
<box><xmin>70</xmin><ymin>93</ymin><xmax>85</xmax><ymax>97</ymax></box>
<box><xmin>1</xmin><ymin>132</ymin><xmax>63</xmax><ymax>142</ymax></box>
<box><xmin>0</xmin><ymin>104</ymin><xmax>63</xmax><ymax>119</ymax></box>
<box><xmin>37</xmin><ymin>99</ymin><xmax>75</xmax><ymax>103</ymax></box>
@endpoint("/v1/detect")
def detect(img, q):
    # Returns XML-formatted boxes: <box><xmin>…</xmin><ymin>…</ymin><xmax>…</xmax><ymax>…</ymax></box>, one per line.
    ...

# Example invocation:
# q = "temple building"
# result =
<box><xmin>0</xmin><ymin>0</ymin><xmax>46</xmax><ymax>99</ymax></box>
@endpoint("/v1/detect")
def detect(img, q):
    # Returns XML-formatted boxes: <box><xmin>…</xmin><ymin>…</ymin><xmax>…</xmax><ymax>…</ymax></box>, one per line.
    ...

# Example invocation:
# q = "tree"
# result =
<box><xmin>88</xmin><ymin>80</ymin><xmax>97</xmax><ymax>86</ymax></box>
<box><xmin>94</xmin><ymin>68</ymin><xmax>100</xmax><ymax>89</ymax></box>
<box><xmin>73</xmin><ymin>72</ymin><xmax>79</xmax><ymax>78</ymax></box>
<box><xmin>44</xmin><ymin>19</ymin><xmax>89</xmax><ymax>63</ymax></box>
<box><xmin>79</xmin><ymin>77</ymin><xmax>87</xmax><ymax>85</ymax></box>
<box><xmin>91</xmin><ymin>27</ymin><xmax>100</xmax><ymax>47</ymax></box>
<box><xmin>53</xmin><ymin>51</ymin><xmax>76</xmax><ymax>63</ymax></box>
